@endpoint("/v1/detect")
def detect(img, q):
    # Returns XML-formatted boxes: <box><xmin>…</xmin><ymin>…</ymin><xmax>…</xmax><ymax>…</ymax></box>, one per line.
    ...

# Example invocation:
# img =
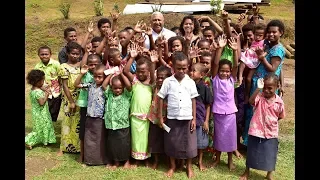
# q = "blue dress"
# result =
<box><xmin>242</xmin><ymin>43</ymin><xmax>285</xmax><ymax>146</ymax></box>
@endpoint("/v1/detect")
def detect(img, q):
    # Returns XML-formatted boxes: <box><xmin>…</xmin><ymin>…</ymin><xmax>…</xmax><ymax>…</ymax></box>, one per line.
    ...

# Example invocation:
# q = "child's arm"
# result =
<box><xmin>111</xmin><ymin>12</ymin><xmax>120</xmax><ymax>34</ymax></box>
<box><xmin>191</xmin><ymin>98</ymin><xmax>196</xmax><ymax>132</ymax></box>
<box><xmin>221</xmin><ymin>10</ymin><xmax>232</xmax><ymax>40</ymax></box>
<box><xmin>238</xmin><ymin>62</ymin><xmax>245</xmax><ymax>85</ymax></box>
<box><xmin>80</xmin><ymin>21</ymin><xmax>94</xmax><ymax>50</ymax></box>
<box><xmin>123</xmin><ymin>43</ymin><xmax>139</xmax><ymax>82</ymax></box>
<box><xmin>37</xmin><ymin>88</ymin><xmax>51</xmax><ymax>106</ymax></box>
<box><xmin>102</xmin><ymin>74</ymin><xmax>113</xmax><ymax>91</ymax></box>
<box><xmin>145</xmin><ymin>26</ymin><xmax>156</xmax><ymax>50</ymax></box>
<box><xmin>149</xmin><ymin>50</ymin><xmax>159</xmax><ymax>84</ymax></box>
<box><xmin>255</xmin><ymin>47</ymin><xmax>282</xmax><ymax>73</ymax></box>
<box><xmin>211</xmin><ymin>35</ymin><xmax>227</xmax><ymax>78</ymax></box>
<box><xmin>252</xmin><ymin>5</ymin><xmax>260</xmax><ymax>25</ymax></box>
<box><xmin>228</xmin><ymin>37</ymin><xmax>239</xmax><ymax>79</ymax></box>
<box><xmin>80</xmin><ymin>45</ymin><xmax>91</xmax><ymax>67</ymax></box>
<box><xmin>249</xmin><ymin>78</ymin><xmax>263</xmax><ymax>105</ymax></box>
<box><xmin>279</xmin><ymin>69</ymin><xmax>284</xmax><ymax>97</ymax></box>
<box><xmin>159</xmin><ymin>98</ymin><xmax>165</xmax><ymax>128</ymax></box>
<box><xmin>203</xmin><ymin>104</ymin><xmax>211</xmax><ymax>133</ymax></box>
<box><xmin>62</xmin><ymin>79</ymin><xmax>76</xmax><ymax>111</ymax></box>
<box><xmin>74</xmin><ymin>65</ymin><xmax>89</xmax><ymax>88</ymax></box>
<box><xmin>199</xmin><ymin>16</ymin><xmax>224</xmax><ymax>35</ymax></box>
<box><xmin>120</xmin><ymin>72</ymin><xmax>132</xmax><ymax>91</ymax></box>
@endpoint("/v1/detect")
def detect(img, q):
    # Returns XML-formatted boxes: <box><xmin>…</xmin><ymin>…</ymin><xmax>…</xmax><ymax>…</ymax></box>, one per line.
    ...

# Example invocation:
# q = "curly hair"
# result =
<box><xmin>26</xmin><ymin>69</ymin><xmax>45</xmax><ymax>87</ymax></box>
<box><xmin>179</xmin><ymin>15</ymin><xmax>200</xmax><ymax>36</ymax></box>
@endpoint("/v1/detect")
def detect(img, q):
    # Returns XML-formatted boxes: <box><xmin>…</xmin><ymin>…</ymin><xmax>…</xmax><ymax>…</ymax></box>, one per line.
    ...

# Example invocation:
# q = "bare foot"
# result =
<box><xmin>57</xmin><ymin>150</ymin><xmax>63</xmax><ymax>156</ymax></box>
<box><xmin>187</xmin><ymin>167</ymin><xmax>195</xmax><ymax>178</ymax></box>
<box><xmin>25</xmin><ymin>143</ymin><xmax>32</xmax><ymax>150</ymax></box>
<box><xmin>105</xmin><ymin>164</ymin><xmax>113</xmax><ymax>169</ymax></box>
<box><xmin>265</xmin><ymin>172</ymin><xmax>273</xmax><ymax>180</ymax></box>
<box><xmin>165</xmin><ymin>168</ymin><xmax>175</xmax><ymax>178</ymax></box>
<box><xmin>228</xmin><ymin>162</ymin><xmax>236</xmax><ymax>171</ymax></box>
<box><xmin>77</xmin><ymin>156</ymin><xmax>83</xmax><ymax>163</ymax></box>
<box><xmin>110</xmin><ymin>165</ymin><xmax>118</xmax><ymax>170</ymax></box>
<box><xmin>240</xmin><ymin>171</ymin><xmax>249</xmax><ymax>180</ymax></box>
<box><xmin>150</xmin><ymin>162</ymin><xmax>158</xmax><ymax>170</ymax></box>
<box><xmin>199</xmin><ymin>163</ymin><xmax>206</xmax><ymax>171</ymax></box>
<box><xmin>209</xmin><ymin>159</ymin><xmax>220</xmax><ymax>168</ymax></box>
<box><xmin>233</xmin><ymin>150</ymin><xmax>243</xmax><ymax>159</ymax></box>
<box><xmin>123</xmin><ymin>161</ymin><xmax>131</xmax><ymax>169</ymax></box>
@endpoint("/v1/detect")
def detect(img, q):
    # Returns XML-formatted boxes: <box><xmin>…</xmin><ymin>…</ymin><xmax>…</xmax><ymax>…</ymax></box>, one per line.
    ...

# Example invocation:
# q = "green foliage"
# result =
<box><xmin>113</xmin><ymin>3</ymin><xmax>120</xmax><ymax>13</ymax></box>
<box><xmin>151</xmin><ymin>2</ymin><xmax>163</xmax><ymax>13</ymax></box>
<box><xmin>94</xmin><ymin>0</ymin><xmax>104</xmax><ymax>16</ymax></box>
<box><xmin>210</xmin><ymin>0</ymin><xmax>222</xmax><ymax>15</ymax></box>
<box><xmin>59</xmin><ymin>2</ymin><xmax>71</xmax><ymax>19</ymax></box>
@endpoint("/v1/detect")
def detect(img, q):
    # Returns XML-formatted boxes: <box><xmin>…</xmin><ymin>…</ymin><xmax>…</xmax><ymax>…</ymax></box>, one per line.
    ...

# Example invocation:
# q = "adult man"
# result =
<box><xmin>144</xmin><ymin>12</ymin><xmax>176</xmax><ymax>49</ymax></box>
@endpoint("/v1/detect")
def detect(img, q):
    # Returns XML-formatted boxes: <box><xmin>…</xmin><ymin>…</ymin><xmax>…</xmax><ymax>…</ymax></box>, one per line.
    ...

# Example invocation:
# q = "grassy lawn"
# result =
<box><xmin>25</xmin><ymin>0</ymin><xmax>295</xmax><ymax>179</ymax></box>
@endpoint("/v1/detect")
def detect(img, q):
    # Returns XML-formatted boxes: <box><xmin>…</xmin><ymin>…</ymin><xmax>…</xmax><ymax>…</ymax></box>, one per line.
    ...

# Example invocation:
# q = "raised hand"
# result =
<box><xmin>197</xmin><ymin>15</ymin><xmax>209</xmax><ymax>22</ymax></box>
<box><xmin>257</xmin><ymin>78</ymin><xmax>264</xmax><ymax>89</ymax></box>
<box><xmin>128</xmin><ymin>43</ymin><xmax>139</xmax><ymax>58</ymax></box>
<box><xmin>134</xmin><ymin>20</ymin><xmax>144</xmax><ymax>33</ymax></box>
<box><xmin>217</xmin><ymin>34</ymin><xmax>227</xmax><ymax>48</ymax></box>
<box><xmin>255</xmin><ymin>46</ymin><xmax>267</xmax><ymax>60</ymax></box>
<box><xmin>221</xmin><ymin>10</ymin><xmax>229</xmax><ymax>20</ymax></box>
<box><xmin>210</xmin><ymin>39</ymin><xmax>218</xmax><ymax>51</ymax></box>
<box><xmin>189</xmin><ymin>44</ymin><xmax>200</xmax><ymax>59</ymax></box>
<box><xmin>110</xmin><ymin>12</ymin><xmax>121</xmax><ymax>21</ymax></box>
<box><xmin>87</xmin><ymin>21</ymin><xmax>94</xmax><ymax>33</ymax></box>
<box><xmin>145</xmin><ymin>25</ymin><xmax>153</xmax><ymax>36</ymax></box>
<box><xmin>81</xmin><ymin>64</ymin><xmax>89</xmax><ymax>74</ymax></box>
<box><xmin>86</xmin><ymin>43</ymin><xmax>92</xmax><ymax>53</ymax></box>
<box><xmin>150</xmin><ymin>50</ymin><xmax>159</xmax><ymax>63</ymax></box>
<box><xmin>228</xmin><ymin>37</ymin><xmax>238</xmax><ymax>50</ymax></box>
<box><xmin>252</xmin><ymin>5</ymin><xmax>260</xmax><ymax>16</ymax></box>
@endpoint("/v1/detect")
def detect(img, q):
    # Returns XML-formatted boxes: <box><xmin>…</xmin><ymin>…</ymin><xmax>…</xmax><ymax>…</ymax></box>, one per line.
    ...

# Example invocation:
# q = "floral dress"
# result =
<box><xmin>25</xmin><ymin>89</ymin><xmax>56</xmax><ymax>146</ymax></box>
<box><xmin>60</xmin><ymin>63</ymin><xmax>81</xmax><ymax>153</ymax></box>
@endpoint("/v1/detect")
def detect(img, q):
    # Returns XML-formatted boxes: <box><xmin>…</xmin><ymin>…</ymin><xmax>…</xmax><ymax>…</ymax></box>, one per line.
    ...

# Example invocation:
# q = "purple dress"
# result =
<box><xmin>212</xmin><ymin>75</ymin><xmax>238</xmax><ymax>152</ymax></box>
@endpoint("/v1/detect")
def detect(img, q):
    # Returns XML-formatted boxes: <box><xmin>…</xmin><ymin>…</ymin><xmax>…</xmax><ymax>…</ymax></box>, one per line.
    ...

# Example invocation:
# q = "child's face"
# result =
<box><xmin>244</xmin><ymin>30</ymin><xmax>254</xmax><ymax>44</ymax></box>
<box><xmin>99</xmin><ymin>23</ymin><xmax>111</xmax><ymax>35</ymax></box>
<box><xmin>65</xmin><ymin>31</ymin><xmax>77</xmax><ymax>42</ymax></box>
<box><xmin>87</xmin><ymin>58</ymin><xmax>100</xmax><ymax>72</ymax></box>
<box><xmin>254</xmin><ymin>29</ymin><xmax>265</xmax><ymax>41</ymax></box>
<box><xmin>173</xmin><ymin>59</ymin><xmax>189</xmax><ymax>80</ymax></box>
<box><xmin>36</xmin><ymin>77</ymin><xmax>45</xmax><ymax>88</ymax></box>
<box><xmin>67</xmin><ymin>48</ymin><xmax>81</xmax><ymax>63</ymax></box>
<box><xmin>93</xmin><ymin>69</ymin><xmax>105</xmax><ymax>85</ymax></box>
<box><xmin>200</xmin><ymin>21</ymin><xmax>210</xmax><ymax>30</ymax></box>
<box><xmin>263</xmin><ymin>79</ymin><xmax>278</xmax><ymax>99</ymax></box>
<box><xmin>136</xmin><ymin>63</ymin><xmax>149</xmax><ymax>82</ymax></box>
<box><xmin>91</xmin><ymin>41</ymin><xmax>101</xmax><ymax>54</ymax></box>
<box><xmin>172</xmin><ymin>40</ymin><xmax>183</xmax><ymax>52</ymax></box>
<box><xmin>111</xmin><ymin>79</ymin><xmax>124</xmax><ymax>96</ymax></box>
<box><xmin>200</xmin><ymin>56</ymin><xmax>211</xmax><ymax>70</ymax></box>
<box><xmin>190</xmin><ymin>65</ymin><xmax>203</xmax><ymax>82</ymax></box>
<box><xmin>109</xmin><ymin>40</ymin><xmax>120</xmax><ymax>49</ymax></box>
<box><xmin>203</xmin><ymin>30</ymin><xmax>215</xmax><ymax>44</ymax></box>
<box><xmin>108</xmin><ymin>53</ymin><xmax>122</xmax><ymax>66</ymax></box>
<box><xmin>198</xmin><ymin>42</ymin><xmax>210</xmax><ymax>53</ymax></box>
<box><xmin>38</xmin><ymin>49</ymin><xmax>51</xmax><ymax>65</ymax></box>
<box><xmin>118</xmin><ymin>32</ymin><xmax>129</xmax><ymax>47</ymax></box>
<box><xmin>218</xmin><ymin>64</ymin><xmax>231</xmax><ymax>79</ymax></box>
<box><xmin>156</xmin><ymin>71</ymin><xmax>169</xmax><ymax>89</ymax></box>
<box><xmin>266</xmin><ymin>26</ymin><xmax>282</xmax><ymax>43</ymax></box>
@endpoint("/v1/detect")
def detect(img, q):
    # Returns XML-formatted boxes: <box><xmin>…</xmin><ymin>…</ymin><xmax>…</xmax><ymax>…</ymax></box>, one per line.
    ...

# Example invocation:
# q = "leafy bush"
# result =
<box><xmin>59</xmin><ymin>2</ymin><xmax>71</xmax><ymax>19</ymax></box>
<box><xmin>94</xmin><ymin>0</ymin><xmax>104</xmax><ymax>16</ymax></box>
<box><xmin>210</xmin><ymin>0</ymin><xmax>223</xmax><ymax>15</ymax></box>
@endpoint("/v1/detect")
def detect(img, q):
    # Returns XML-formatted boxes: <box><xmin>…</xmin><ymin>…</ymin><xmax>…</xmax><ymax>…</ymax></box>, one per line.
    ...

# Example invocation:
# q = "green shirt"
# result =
<box><xmin>76</xmin><ymin>72</ymin><xmax>94</xmax><ymax>107</ymax></box>
<box><xmin>220</xmin><ymin>45</ymin><xmax>234</xmax><ymax>66</ymax></box>
<box><xmin>104</xmin><ymin>86</ymin><xmax>132</xmax><ymax>130</ymax></box>
<box><xmin>34</xmin><ymin>59</ymin><xmax>62</xmax><ymax>98</ymax></box>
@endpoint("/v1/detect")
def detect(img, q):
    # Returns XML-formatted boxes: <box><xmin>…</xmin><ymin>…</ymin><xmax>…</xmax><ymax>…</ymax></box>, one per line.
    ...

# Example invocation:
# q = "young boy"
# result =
<box><xmin>158</xmin><ymin>52</ymin><xmax>199</xmax><ymax>178</ymax></box>
<box><xmin>34</xmin><ymin>46</ymin><xmax>62</xmax><ymax>122</ymax></box>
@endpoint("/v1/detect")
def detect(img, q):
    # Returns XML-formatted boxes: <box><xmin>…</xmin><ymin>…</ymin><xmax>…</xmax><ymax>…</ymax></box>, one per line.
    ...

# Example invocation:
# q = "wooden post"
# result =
<box><xmin>284</xmin><ymin>47</ymin><xmax>294</xmax><ymax>59</ymax></box>
<box><xmin>290</xmin><ymin>43</ymin><xmax>295</xmax><ymax>49</ymax></box>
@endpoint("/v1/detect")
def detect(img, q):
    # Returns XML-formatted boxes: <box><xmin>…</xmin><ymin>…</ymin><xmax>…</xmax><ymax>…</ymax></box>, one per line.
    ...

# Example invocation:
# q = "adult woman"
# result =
<box><xmin>179</xmin><ymin>15</ymin><xmax>201</xmax><ymax>47</ymax></box>
<box><xmin>242</xmin><ymin>19</ymin><xmax>286</xmax><ymax>146</ymax></box>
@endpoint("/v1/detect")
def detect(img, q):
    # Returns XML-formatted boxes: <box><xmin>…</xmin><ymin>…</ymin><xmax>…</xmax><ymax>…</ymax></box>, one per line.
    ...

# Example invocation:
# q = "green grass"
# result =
<box><xmin>25</xmin><ymin>0</ymin><xmax>295</xmax><ymax>179</ymax></box>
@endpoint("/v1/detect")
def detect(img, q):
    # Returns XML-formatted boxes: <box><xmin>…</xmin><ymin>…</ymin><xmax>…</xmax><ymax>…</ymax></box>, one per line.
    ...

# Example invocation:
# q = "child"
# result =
<box><xmin>240</xmin><ymin>74</ymin><xmax>285</xmax><ymax>180</ymax></box>
<box><xmin>239</xmin><ymin>23</ymin><xmax>266</xmax><ymax>103</ymax></box>
<box><xmin>57</xmin><ymin>41</ymin><xmax>82</xmax><ymax>156</ymax></box>
<box><xmin>147</xmin><ymin>65</ymin><xmax>172</xmax><ymax>170</ymax></box>
<box><xmin>158</xmin><ymin>51</ymin><xmax>199</xmax><ymax>178</ymax></box>
<box><xmin>34</xmin><ymin>46</ymin><xmax>62</xmax><ymax>122</ymax></box>
<box><xmin>190</xmin><ymin>63</ymin><xmax>213</xmax><ymax>171</ymax></box>
<box><xmin>25</xmin><ymin>69</ymin><xmax>56</xmax><ymax>149</ymax></box>
<box><xmin>105</xmin><ymin>48</ymin><xmax>123</xmax><ymax>75</ymax></box>
<box><xmin>74</xmin><ymin>53</ymin><xmax>101</xmax><ymax>163</ymax></box>
<box><xmin>102</xmin><ymin>73</ymin><xmax>133</xmax><ymax>169</ymax></box>
<box><xmin>123</xmin><ymin>43</ymin><xmax>156</xmax><ymax>166</ymax></box>
<box><xmin>210</xmin><ymin>35</ymin><xmax>239</xmax><ymax>171</ymax></box>
<box><xmin>197</xmin><ymin>39</ymin><xmax>211</xmax><ymax>53</ymax></box>
<box><xmin>171</xmin><ymin>26</ymin><xmax>181</xmax><ymax>36</ymax></box>
<box><xmin>165</xmin><ymin>36</ymin><xmax>188</xmax><ymax>68</ymax></box>
<box><xmin>74</xmin><ymin>64</ymin><xmax>108</xmax><ymax>166</ymax></box>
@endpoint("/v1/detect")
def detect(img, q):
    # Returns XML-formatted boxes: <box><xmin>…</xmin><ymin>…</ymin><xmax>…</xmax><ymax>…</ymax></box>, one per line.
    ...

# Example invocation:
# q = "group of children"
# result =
<box><xmin>26</xmin><ymin>7</ymin><xmax>286</xmax><ymax>179</ymax></box>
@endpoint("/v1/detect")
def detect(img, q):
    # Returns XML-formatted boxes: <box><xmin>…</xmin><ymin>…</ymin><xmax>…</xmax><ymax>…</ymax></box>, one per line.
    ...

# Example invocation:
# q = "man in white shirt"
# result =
<box><xmin>144</xmin><ymin>12</ymin><xmax>177</xmax><ymax>49</ymax></box>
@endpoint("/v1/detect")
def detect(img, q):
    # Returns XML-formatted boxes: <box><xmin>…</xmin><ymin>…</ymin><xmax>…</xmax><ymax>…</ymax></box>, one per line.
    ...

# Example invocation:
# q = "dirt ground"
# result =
<box><xmin>25</xmin><ymin>156</ymin><xmax>59</xmax><ymax>180</ymax></box>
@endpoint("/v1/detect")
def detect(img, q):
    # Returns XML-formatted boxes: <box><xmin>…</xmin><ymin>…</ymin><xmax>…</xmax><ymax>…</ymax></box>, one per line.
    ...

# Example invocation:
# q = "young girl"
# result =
<box><xmin>147</xmin><ymin>65</ymin><xmax>172</xmax><ymax>170</ymax></box>
<box><xmin>74</xmin><ymin>53</ymin><xmax>101</xmax><ymax>163</ymax></box>
<box><xmin>104</xmin><ymin>48</ymin><xmax>123</xmax><ymax>76</ymax></box>
<box><xmin>123</xmin><ymin>43</ymin><xmax>156</xmax><ymax>166</ymax></box>
<box><xmin>25</xmin><ymin>69</ymin><xmax>56</xmax><ymax>149</ymax></box>
<box><xmin>74</xmin><ymin>64</ymin><xmax>108</xmax><ymax>165</ymax></box>
<box><xmin>34</xmin><ymin>46</ymin><xmax>62</xmax><ymax>122</ymax></box>
<box><xmin>57</xmin><ymin>41</ymin><xmax>82</xmax><ymax>156</ymax></box>
<box><xmin>102</xmin><ymin>72</ymin><xmax>132</xmax><ymax>169</ymax></box>
<box><xmin>210</xmin><ymin>35</ymin><xmax>239</xmax><ymax>171</ymax></box>
<box><xmin>189</xmin><ymin>63</ymin><xmax>213</xmax><ymax>171</ymax></box>
<box><xmin>240</xmin><ymin>74</ymin><xmax>285</xmax><ymax>180</ymax></box>
<box><xmin>239</xmin><ymin>23</ymin><xmax>266</xmax><ymax>103</ymax></box>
